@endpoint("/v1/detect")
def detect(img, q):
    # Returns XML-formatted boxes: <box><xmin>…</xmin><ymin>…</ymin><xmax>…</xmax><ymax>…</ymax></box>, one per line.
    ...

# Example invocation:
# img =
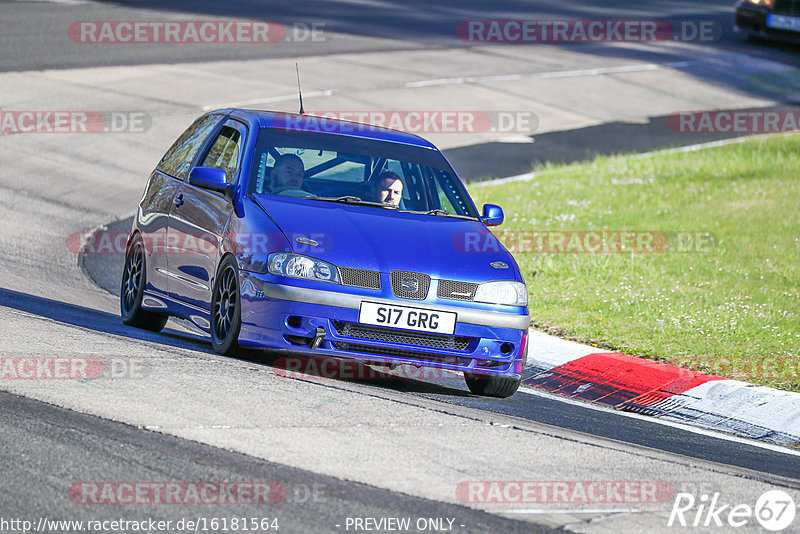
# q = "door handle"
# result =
<box><xmin>174</xmin><ymin>194</ymin><xmax>184</xmax><ymax>208</ymax></box>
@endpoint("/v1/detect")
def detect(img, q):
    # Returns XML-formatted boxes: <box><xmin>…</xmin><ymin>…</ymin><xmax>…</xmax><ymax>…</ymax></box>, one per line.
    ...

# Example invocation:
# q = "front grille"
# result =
<box><xmin>332</xmin><ymin>321</ymin><xmax>472</xmax><ymax>351</ymax></box>
<box><xmin>437</xmin><ymin>280</ymin><xmax>478</xmax><ymax>301</ymax></box>
<box><xmin>390</xmin><ymin>271</ymin><xmax>430</xmax><ymax>300</ymax></box>
<box><xmin>340</xmin><ymin>267</ymin><xmax>381</xmax><ymax>289</ymax></box>
<box><xmin>335</xmin><ymin>342</ymin><xmax>471</xmax><ymax>364</ymax></box>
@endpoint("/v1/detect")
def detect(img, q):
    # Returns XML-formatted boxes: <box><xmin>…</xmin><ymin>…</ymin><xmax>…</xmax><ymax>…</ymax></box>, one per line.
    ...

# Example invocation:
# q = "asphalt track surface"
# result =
<box><xmin>16</xmin><ymin>270</ymin><xmax>800</xmax><ymax>484</ymax></box>
<box><xmin>0</xmin><ymin>390</ymin><xmax>552</xmax><ymax>534</ymax></box>
<box><xmin>3</xmin><ymin>1</ymin><xmax>800</xmax><ymax>532</ymax></box>
<box><xmin>2</xmin><ymin>0</ymin><xmax>800</xmax><ymax>72</ymax></box>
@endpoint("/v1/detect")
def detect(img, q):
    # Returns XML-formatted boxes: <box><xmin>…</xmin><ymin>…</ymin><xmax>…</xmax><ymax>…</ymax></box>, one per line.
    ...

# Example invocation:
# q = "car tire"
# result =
<box><xmin>210</xmin><ymin>256</ymin><xmax>242</xmax><ymax>356</ymax></box>
<box><xmin>464</xmin><ymin>372</ymin><xmax>521</xmax><ymax>398</ymax></box>
<box><xmin>120</xmin><ymin>234</ymin><xmax>168</xmax><ymax>332</ymax></box>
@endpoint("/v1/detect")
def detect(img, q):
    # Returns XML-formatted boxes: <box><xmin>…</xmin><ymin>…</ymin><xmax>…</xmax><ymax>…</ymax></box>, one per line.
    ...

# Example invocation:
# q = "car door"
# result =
<box><xmin>139</xmin><ymin>113</ymin><xmax>222</xmax><ymax>296</ymax></box>
<box><xmin>167</xmin><ymin>119</ymin><xmax>248</xmax><ymax>312</ymax></box>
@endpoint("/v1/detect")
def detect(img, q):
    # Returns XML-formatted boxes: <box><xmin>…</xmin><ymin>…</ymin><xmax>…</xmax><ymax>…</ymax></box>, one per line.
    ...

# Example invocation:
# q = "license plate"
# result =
<box><xmin>358</xmin><ymin>302</ymin><xmax>457</xmax><ymax>335</ymax></box>
<box><xmin>767</xmin><ymin>14</ymin><xmax>800</xmax><ymax>32</ymax></box>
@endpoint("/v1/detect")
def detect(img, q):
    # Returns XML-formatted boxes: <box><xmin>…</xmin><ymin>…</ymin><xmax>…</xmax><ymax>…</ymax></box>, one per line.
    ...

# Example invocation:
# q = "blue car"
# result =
<box><xmin>121</xmin><ymin>109</ymin><xmax>530</xmax><ymax>397</ymax></box>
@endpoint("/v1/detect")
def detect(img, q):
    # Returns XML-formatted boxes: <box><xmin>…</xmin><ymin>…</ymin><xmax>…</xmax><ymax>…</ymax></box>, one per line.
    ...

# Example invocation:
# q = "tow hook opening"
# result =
<box><xmin>309</xmin><ymin>326</ymin><xmax>326</xmax><ymax>350</ymax></box>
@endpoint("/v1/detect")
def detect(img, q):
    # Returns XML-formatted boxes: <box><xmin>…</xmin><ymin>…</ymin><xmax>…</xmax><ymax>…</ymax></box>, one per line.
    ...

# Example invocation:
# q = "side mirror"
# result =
<box><xmin>482</xmin><ymin>203</ymin><xmax>504</xmax><ymax>227</ymax></box>
<box><xmin>189</xmin><ymin>166</ymin><xmax>230</xmax><ymax>196</ymax></box>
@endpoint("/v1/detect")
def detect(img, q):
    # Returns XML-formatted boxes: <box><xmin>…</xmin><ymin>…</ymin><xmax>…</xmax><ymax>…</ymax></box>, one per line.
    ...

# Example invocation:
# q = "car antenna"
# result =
<box><xmin>295</xmin><ymin>63</ymin><xmax>305</xmax><ymax>115</ymax></box>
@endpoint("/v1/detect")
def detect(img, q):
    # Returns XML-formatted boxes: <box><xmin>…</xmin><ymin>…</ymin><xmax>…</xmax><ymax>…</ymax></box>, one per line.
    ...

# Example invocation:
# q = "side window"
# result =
<box><xmin>157</xmin><ymin>114</ymin><xmax>221</xmax><ymax>181</ymax></box>
<box><xmin>432</xmin><ymin>179</ymin><xmax>456</xmax><ymax>212</ymax></box>
<box><xmin>202</xmin><ymin>121</ymin><xmax>247</xmax><ymax>184</ymax></box>
<box><xmin>429</xmin><ymin>170</ymin><xmax>471</xmax><ymax>215</ymax></box>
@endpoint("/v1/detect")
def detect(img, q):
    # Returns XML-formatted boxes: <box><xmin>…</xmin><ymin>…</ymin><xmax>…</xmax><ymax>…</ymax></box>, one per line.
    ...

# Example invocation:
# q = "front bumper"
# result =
<box><xmin>239</xmin><ymin>272</ymin><xmax>530</xmax><ymax>378</ymax></box>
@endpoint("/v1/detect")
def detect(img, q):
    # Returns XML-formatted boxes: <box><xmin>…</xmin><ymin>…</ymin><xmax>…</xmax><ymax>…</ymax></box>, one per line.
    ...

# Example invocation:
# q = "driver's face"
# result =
<box><xmin>377</xmin><ymin>178</ymin><xmax>403</xmax><ymax>206</ymax></box>
<box><xmin>272</xmin><ymin>158</ymin><xmax>305</xmax><ymax>191</ymax></box>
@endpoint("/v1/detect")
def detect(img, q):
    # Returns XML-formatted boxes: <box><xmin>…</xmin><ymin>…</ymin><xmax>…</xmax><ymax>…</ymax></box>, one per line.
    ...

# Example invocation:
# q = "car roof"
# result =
<box><xmin>223</xmin><ymin>109</ymin><xmax>438</xmax><ymax>150</ymax></box>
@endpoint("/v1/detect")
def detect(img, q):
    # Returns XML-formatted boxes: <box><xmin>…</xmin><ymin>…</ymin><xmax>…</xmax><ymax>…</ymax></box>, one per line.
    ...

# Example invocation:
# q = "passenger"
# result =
<box><xmin>270</xmin><ymin>154</ymin><xmax>306</xmax><ymax>195</ymax></box>
<box><xmin>370</xmin><ymin>171</ymin><xmax>404</xmax><ymax>206</ymax></box>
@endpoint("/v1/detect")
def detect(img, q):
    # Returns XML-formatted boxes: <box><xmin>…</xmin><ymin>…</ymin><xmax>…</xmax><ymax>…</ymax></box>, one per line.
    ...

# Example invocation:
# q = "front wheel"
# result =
<box><xmin>120</xmin><ymin>234</ymin><xmax>168</xmax><ymax>332</ymax></box>
<box><xmin>464</xmin><ymin>372</ymin><xmax>521</xmax><ymax>398</ymax></box>
<box><xmin>210</xmin><ymin>256</ymin><xmax>242</xmax><ymax>356</ymax></box>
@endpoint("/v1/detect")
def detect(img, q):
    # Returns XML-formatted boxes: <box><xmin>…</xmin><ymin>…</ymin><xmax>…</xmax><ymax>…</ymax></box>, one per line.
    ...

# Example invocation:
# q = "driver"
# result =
<box><xmin>270</xmin><ymin>153</ymin><xmax>307</xmax><ymax>195</ymax></box>
<box><xmin>370</xmin><ymin>171</ymin><xmax>404</xmax><ymax>207</ymax></box>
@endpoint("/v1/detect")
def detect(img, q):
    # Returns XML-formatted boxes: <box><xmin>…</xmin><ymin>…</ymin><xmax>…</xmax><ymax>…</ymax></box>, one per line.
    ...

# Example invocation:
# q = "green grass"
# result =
<box><xmin>468</xmin><ymin>135</ymin><xmax>800</xmax><ymax>390</ymax></box>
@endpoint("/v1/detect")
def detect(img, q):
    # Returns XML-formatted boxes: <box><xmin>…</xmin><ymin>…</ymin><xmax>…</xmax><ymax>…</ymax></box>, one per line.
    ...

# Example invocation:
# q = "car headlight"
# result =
<box><xmin>268</xmin><ymin>253</ymin><xmax>340</xmax><ymax>284</ymax></box>
<box><xmin>474</xmin><ymin>281</ymin><xmax>528</xmax><ymax>306</ymax></box>
<box><xmin>745</xmin><ymin>0</ymin><xmax>772</xmax><ymax>5</ymax></box>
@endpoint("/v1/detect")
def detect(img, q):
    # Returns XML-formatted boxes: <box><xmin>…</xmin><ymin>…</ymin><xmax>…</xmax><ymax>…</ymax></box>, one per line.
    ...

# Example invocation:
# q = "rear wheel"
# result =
<box><xmin>120</xmin><ymin>234</ymin><xmax>168</xmax><ymax>331</ymax></box>
<box><xmin>210</xmin><ymin>256</ymin><xmax>242</xmax><ymax>356</ymax></box>
<box><xmin>464</xmin><ymin>372</ymin><xmax>521</xmax><ymax>398</ymax></box>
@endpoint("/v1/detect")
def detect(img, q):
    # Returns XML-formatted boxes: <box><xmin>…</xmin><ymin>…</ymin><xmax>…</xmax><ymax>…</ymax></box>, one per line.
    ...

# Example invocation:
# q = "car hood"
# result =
<box><xmin>253</xmin><ymin>194</ymin><xmax>520</xmax><ymax>283</ymax></box>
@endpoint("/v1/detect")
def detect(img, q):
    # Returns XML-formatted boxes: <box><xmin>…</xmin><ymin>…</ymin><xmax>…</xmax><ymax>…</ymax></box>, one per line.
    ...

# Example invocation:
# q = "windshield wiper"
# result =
<box><xmin>323</xmin><ymin>195</ymin><xmax>363</xmax><ymax>203</ymax></box>
<box><xmin>311</xmin><ymin>196</ymin><xmax>398</xmax><ymax>209</ymax></box>
<box><xmin>421</xmin><ymin>209</ymin><xmax>479</xmax><ymax>221</ymax></box>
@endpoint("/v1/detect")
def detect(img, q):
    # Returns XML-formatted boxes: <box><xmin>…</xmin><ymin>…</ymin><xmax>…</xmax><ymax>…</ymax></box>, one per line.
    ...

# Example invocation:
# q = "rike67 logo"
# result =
<box><xmin>668</xmin><ymin>490</ymin><xmax>796</xmax><ymax>531</ymax></box>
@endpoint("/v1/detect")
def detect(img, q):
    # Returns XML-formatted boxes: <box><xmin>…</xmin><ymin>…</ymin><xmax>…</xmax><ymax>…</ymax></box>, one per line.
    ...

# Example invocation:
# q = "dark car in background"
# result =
<box><xmin>736</xmin><ymin>0</ymin><xmax>800</xmax><ymax>42</ymax></box>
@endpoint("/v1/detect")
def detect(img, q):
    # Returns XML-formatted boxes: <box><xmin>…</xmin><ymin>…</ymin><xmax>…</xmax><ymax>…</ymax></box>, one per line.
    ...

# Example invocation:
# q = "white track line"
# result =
<box><xmin>472</xmin><ymin>131</ymin><xmax>800</xmax><ymax>189</ymax></box>
<box><xmin>12</xmin><ymin>0</ymin><xmax>87</xmax><ymax>3</ymax></box>
<box><xmin>203</xmin><ymin>89</ymin><xmax>335</xmax><ymax>112</ymax></box>
<box><xmin>405</xmin><ymin>61</ymin><xmax>698</xmax><ymax>88</ymax></box>
<box><xmin>518</xmin><ymin>385</ymin><xmax>800</xmax><ymax>457</ymax></box>
<box><xmin>502</xmin><ymin>509</ymin><xmax>640</xmax><ymax>515</ymax></box>
<box><xmin>471</xmin><ymin>171</ymin><xmax>537</xmax><ymax>188</ymax></box>
<box><xmin>632</xmin><ymin>130</ymin><xmax>800</xmax><ymax>158</ymax></box>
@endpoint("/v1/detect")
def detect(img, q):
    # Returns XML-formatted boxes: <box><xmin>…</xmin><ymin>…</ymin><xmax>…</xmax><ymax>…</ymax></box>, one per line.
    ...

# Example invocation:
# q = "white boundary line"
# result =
<box><xmin>471</xmin><ymin>171</ymin><xmax>537</xmax><ymax>188</ymax></box>
<box><xmin>405</xmin><ymin>61</ymin><xmax>698</xmax><ymax>88</ymax></box>
<box><xmin>517</xmin><ymin>385</ymin><xmax>800</xmax><ymax>457</ymax></box>
<box><xmin>203</xmin><ymin>89</ymin><xmax>335</xmax><ymax>112</ymax></box>
<box><xmin>471</xmin><ymin>131</ymin><xmax>800</xmax><ymax>189</ymax></box>
<box><xmin>502</xmin><ymin>508</ymin><xmax>641</xmax><ymax>515</ymax></box>
<box><xmin>632</xmin><ymin>130</ymin><xmax>800</xmax><ymax>158</ymax></box>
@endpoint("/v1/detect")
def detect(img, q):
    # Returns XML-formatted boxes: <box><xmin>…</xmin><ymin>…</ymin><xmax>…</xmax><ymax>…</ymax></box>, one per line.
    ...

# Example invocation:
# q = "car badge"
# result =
<box><xmin>296</xmin><ymin>236</ymin><xmax>319</xmax><ymax>247</ymax></box>
<box><xmin>401</xmin><ymin>278</ymin><xmax>419</xmax><ymax>292</ymax></box>
<box><xmin>490</xmin><ymin>261</ymin><xmax>509</xmax><ymax>269</ymax></box>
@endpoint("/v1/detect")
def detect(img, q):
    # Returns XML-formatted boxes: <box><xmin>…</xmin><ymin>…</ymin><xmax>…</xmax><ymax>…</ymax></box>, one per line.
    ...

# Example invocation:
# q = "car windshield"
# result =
<box><xmin>247</xmin><ymin>127</ymin><xmax>480</xmax><ymax>219</ymax></box>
